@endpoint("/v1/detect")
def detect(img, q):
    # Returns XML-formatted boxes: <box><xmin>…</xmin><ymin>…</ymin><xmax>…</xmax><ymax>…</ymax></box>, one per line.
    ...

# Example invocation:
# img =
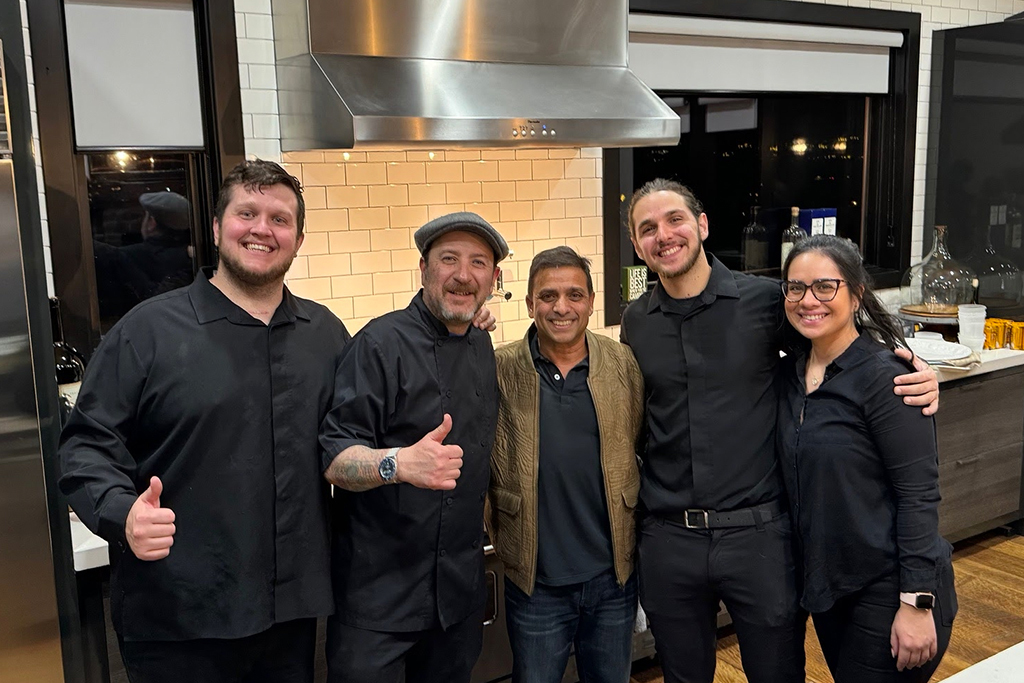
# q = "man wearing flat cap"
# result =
<box><xmin>95</xmin><ymin>191</ymin><xmax>194</xmax><ymax>319</ymax></box>
<box><xmin>321</xmin><ymin>212</ymin><xmax>508</xmax><ymax>683</ymax></box>
<box><xmin>125</xmin><ymin>191</ymin><xmax>194</xmax><ymax>292</ymax></box>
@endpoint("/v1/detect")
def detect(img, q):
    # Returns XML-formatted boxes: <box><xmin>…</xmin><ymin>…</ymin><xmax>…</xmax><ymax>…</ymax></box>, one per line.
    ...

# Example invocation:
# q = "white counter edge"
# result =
<box><xmin>936</xmin><ymin>349</ymin><xmax>1024</xmax><ymax>383</ymax></box>
<box><xmin>70</xmin><ymin>512</ymin><xmax>109</xmax><ymax>572</ymax></box>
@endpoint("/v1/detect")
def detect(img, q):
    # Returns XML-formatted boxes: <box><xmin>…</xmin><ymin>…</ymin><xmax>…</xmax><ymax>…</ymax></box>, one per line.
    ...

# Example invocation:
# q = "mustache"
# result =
<box><xmin>444</xmin><ymin>285</ymin><xmax>479</xmax><ymax>295</ymax></box>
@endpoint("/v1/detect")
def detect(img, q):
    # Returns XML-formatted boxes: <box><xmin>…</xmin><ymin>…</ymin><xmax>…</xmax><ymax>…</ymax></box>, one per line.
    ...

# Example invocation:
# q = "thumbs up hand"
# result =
<box><xmin>125</xmin><ymin>476</ymin><xmax>176</xmax><ymax>561</ymax></box>
<box><xmin>395</xmin><ymin>414</ymin><xmax>464</xmax><ymax>490</ymax></box>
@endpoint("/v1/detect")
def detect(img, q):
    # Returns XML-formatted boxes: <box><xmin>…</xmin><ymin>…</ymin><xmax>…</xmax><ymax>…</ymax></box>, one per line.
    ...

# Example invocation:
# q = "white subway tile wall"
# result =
<box><xmin>280</xmin><ymin>148</ymin><xmax>606</xmax><ymax>340</ymax></box>
<box><xmin>19</xmin><ymin>0</ymin><xmax>54</xmax><ymax>297</ymax></box>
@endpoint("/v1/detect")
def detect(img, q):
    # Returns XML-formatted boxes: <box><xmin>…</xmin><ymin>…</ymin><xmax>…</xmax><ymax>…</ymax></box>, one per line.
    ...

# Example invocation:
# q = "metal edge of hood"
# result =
<box><xmin>276</xmin><ymin>54</ymin><xmax>680</xmax><ymax>150</ymax></box>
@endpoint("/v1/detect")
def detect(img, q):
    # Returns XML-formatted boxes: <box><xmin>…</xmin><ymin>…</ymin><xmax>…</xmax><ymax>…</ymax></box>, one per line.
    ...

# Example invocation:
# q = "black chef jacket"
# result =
<box><xmin>320</xmin><ymin>291</ymin><xmax>498</xmax><ymax>631</ymax></box>
<box><xmin>778</xmin><ymin>333</ymin><xmax>952</xmax><ymax>613</ymax></box>
<box><xmin>621</xmin><ymin>254</ymin><xmax>786</xmax><ymax>515</ymax></box>
<box><xmin>59</xmin><ymin>270</ymin><xmax>350</xmax><ymax>641</ymax></box>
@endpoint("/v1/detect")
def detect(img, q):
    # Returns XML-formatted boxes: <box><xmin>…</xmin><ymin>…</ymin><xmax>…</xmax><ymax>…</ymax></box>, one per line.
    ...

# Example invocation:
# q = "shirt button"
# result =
<box><xmin>472</xmin><ymin>540</ymin><xmax>480</xmax><ymax>549</ymax></box>
<box><xmin>439</xmin><ymin>549</ymin><xmax>446</xmax><ymax>557</ymax></box>
<box><xmin>475</xmin><ymin>389</ymin><xmax>481</xmax><ymax>397</ymax></box>
<box><xmin>436</xmin><ymin>340</ymin><xmax>443</xmax><ymax>347</ymax></box>
<box><xmin>479</xmin><ymin>492</ymin><xmax>486</xmax><ymax>501</ymax></box>
<box><xmin>445</xmin><ymin>390</ymin><xmax>452</xmax><ymax>398</ymax></box>
<box><xmin>554</xmin><ymin>373</ymin><xmax>561</xmax><ymax>380</ymax></box>
<box><xmin>479</xmin><ymin>440</ymin><xmax>487</xmax><ymax>447</ymax></box>
<box><xmin>446</xmin><ymin>497</ymin><xmax>454</xmax><ymax>506</ymax></box>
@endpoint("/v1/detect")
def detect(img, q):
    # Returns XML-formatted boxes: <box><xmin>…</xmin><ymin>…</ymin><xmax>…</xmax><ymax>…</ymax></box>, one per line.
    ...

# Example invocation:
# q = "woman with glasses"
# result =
<box><xmin>777</xmin><ymin>235</ymin><xmax>956</xmax><ymax>682</ymax></box>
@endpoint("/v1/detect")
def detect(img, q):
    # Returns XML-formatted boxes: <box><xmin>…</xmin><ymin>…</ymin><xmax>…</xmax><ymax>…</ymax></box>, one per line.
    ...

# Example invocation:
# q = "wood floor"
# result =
<box><xmin>630</xmin><ymin>532</ymin><xmax>1024</xmax><ymax>683</ymax></box>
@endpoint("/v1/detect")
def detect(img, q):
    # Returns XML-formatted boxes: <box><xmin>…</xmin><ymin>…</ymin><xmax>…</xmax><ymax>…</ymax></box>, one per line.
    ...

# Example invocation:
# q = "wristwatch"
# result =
<box><xmin>378</xmin><ymin>447</ymin><xmax>399</xmax><ymax>484</ymax></box>
<box><xmin>899</xmin><ymin>592</ymin><xmax>935</xmax><ymax>609</ymax></box>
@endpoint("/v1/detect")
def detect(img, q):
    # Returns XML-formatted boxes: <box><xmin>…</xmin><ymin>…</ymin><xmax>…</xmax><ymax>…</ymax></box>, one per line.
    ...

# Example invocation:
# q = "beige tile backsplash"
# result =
<box><xmin>281</xmin><ymin>147</ymin><xmax>607</xmax><ymax>343</ymax></box>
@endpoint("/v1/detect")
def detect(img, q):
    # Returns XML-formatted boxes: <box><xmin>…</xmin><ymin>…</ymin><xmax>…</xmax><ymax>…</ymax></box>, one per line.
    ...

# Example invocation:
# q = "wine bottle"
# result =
<box><xmin>781</xmin><ymin>206</ymin><xmax>805</xmax><ymax>267</ymax></box>
<box><xmin>50</xmin><ymin>297</ymin><xmax>85</xmax><ymax>421</ymax></box>
<box><xmin>742</xmin><ymin>206</ymin><xmax>768</xmax><ymax>271</ymax></box>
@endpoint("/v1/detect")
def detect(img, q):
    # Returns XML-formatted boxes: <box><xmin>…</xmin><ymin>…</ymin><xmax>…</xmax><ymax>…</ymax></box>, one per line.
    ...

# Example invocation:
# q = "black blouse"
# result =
<box><xmin>777</xmin><ymin>333</ymin><xmax>952</xmax><ymax>613</ymax></box>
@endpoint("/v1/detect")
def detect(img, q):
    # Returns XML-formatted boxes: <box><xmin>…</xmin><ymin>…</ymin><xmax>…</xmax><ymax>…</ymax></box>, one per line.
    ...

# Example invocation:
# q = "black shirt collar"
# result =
<box><xmin>190</xmin><ymin>267</ymin><xmax>310</xmax><ymax>326</ymax></box>
<box><xmin>795</xmin><ymin>331</ymin><xmax>881</xmax><ymax>385</ymax></box>
<box><xmin>527</xmin><ymin>324</ymin><xmax>590</xmax><ymax>372</ymax></box>
<box><xmin>646</xmin><ymin>252</ymin><xmax>740</xmax><ymax>315</ymax></box>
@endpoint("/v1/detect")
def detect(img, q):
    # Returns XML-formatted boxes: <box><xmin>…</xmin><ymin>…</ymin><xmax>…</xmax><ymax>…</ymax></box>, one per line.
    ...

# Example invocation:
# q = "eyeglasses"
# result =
<box><xmin>781</xmin><ymin>278</ymin><xmax>847</xmax><ymax>303</ymax></box>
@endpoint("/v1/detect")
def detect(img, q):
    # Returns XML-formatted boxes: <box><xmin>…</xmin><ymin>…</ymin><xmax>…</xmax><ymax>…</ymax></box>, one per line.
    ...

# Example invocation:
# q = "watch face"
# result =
<box><xmin>379</xmin><ymin>456</ymin><xmax>397</xmax><ymax>482</ymax></box>
<box><xmin>916</xmin><ymin>594</ymin><xmax>935</xmax><ymax>609</ymax></box>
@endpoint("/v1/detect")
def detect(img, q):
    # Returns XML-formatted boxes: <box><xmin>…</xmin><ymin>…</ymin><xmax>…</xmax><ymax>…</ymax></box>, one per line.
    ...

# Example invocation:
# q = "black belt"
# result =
<box><xmin>659</xmin><ymin>499</ymin><xmax>784</xmax><ymax>530</ymax></box>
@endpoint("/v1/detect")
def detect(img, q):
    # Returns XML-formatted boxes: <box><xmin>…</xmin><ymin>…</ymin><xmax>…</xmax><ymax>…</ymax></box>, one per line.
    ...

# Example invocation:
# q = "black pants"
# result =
<box><xmin>326</xmin><ymin>610</ymin><xmax>484</xmax><ymax>683</ymax></box>
<box><xmin>637</xmin><ymin>511</ymin><xmax>805</xmax><ymax>683</ymax></box>
<box><xmin>118</xmin><ymin>618</ymin><xmax>316</xmax><ymax>683</ymax></box>
<box><xmin>812</xmin><ymin>571</ymin><xmax>955</xmax><ymax>683</ymax></box>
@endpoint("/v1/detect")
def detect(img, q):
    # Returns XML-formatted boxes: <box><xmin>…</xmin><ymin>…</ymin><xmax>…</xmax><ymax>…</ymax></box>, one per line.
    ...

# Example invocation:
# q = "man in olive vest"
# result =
<box><xmin>489</xmin><ymin>246</ymin><xmax>644</xmax><ymax>683</ymax></box>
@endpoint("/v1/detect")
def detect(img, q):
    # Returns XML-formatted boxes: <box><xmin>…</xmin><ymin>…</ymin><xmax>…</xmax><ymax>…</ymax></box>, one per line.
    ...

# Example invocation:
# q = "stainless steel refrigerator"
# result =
<box><xmin>0</xmin><ymin>37</ymin><xmax>66</xmax><ymax>683</ymax></box>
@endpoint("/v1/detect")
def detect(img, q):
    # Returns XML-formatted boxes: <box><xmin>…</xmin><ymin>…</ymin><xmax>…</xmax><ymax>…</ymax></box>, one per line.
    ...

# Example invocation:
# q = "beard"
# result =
<box><xmin>650</xmin><ymin>236</ymin><xmax>705</xmax><ymax>280</ymax></box>
<box><xmin>218</xmin><ymin>246</ymin><xmax>297</xmax><ymax>289</ymax></box>
<box><xmin>422</xmin><ymin>270</ymin><xmax>487</xmax><ymax>325</ymax></box>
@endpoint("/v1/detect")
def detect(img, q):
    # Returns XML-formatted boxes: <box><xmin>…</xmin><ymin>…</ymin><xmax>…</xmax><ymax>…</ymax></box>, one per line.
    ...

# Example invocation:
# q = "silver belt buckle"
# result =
<box><xmin>684</xmin><ymin>509</ymin><xmax>710</xmax><ymax>529</ymax></box>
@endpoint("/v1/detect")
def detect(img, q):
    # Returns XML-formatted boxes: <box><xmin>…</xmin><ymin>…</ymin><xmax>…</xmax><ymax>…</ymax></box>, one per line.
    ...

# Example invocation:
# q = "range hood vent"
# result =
<box><xmin>271</xmin><ymin>0</ymin><xmax>680</xmax><ymax>150</ymax></box>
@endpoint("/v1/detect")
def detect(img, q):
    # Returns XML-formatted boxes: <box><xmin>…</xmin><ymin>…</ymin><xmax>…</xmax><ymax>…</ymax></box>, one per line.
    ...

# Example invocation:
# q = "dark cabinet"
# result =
<box><xmin>936</xmin><ymin>368</ymin><xmax>1024</xmax><ymax>541</ymax></box>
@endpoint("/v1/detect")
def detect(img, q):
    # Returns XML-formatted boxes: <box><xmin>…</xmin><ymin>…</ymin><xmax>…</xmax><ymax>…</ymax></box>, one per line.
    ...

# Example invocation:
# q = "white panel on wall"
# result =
<box><xmin>64</xmin><ymin>0</ymin><xmax>204</xmax><ymax>149</ymax></box>
<box><xmin>628</xmin><ymin>12</ymin><xmax>901</xmax><ymax>95</ymax></box>
<box><xmin>629</xmin><ymin>35</ymin><xmax>892</xmax><ymax>95</ymax></box>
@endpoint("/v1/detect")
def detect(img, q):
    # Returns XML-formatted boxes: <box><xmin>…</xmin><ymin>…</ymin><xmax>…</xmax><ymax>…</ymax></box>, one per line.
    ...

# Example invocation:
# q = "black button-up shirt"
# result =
<box><xmin>529</xmin><ymin>330</ymin><xmax>612</xmax><ymax>586</ymax></box>
<box><xmin>59</xmin><ymin>270</ymin><xmax>350</xmax><ymax>641</ymax></box>
<box><xmin>621</xmin><ymin>254</ymin><xmax>785</xmax><ymax>515</ymax></box>
<box><xmin>320</xmin><ymin>291</ymin><xmax>498</xmax><ymax>631</ymax></box>
<box><xmin>778</xmin><ymin>333</ymin><xmax>951</xmax><ymax>613</ymax></box>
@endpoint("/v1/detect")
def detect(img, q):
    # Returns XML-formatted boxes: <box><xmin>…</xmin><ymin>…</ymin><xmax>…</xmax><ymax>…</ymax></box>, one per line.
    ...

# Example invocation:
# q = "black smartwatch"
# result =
<box><xmin>378</xmin><ymin>447</ymin><xmax>399</xmax><ymax>484</ymax></box>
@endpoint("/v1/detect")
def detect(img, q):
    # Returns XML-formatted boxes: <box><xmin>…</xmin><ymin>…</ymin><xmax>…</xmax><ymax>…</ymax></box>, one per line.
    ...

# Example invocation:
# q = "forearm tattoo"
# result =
<box><xmin>325</xmin><ymin>445</ymin><xmax>385</xmax><ymax>492</ymax></box>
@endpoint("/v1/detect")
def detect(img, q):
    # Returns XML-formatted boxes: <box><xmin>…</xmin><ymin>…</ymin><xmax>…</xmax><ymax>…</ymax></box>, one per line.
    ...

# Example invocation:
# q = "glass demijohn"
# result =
<box><xmin>900</xmin><ymin>225</ymin><xmax>978</xmax><ymax>316</ymax></box>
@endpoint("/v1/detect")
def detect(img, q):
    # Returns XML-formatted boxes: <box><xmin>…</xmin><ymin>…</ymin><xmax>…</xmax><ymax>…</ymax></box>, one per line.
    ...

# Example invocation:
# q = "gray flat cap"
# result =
<box><xmin>414</xmin><ymin>211</ymin><xmax>509</xmax><ymax>262</ymax></box>
<box><xmin>139</xmin><ymin>191</ymin><xmax>191</xmax><ymax>232</ymax></box>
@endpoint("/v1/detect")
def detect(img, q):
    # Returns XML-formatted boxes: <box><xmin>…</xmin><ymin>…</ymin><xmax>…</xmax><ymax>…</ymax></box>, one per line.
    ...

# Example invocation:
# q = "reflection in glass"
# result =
<box><xmin>966</xmin><ymin>225</ymin><xmax>1022</xmax><ymax>309</ymax></box>
<box><xmin>87</xmin><ymin>153</ymin><xmax>195</xmax><ymax>333</ymax></box>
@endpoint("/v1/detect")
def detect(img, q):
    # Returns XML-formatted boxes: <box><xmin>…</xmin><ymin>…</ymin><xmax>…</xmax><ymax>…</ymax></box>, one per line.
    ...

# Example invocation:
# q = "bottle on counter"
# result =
<box><xmin>50</xmin><ymin>297</ymin><xmax>85</xmax><ymax>424</ymax></box>
<box><xmin>741</xmin><ymin>206</ymin><xmax>768</xmax><ymax>272</ymax></box>
<box><xmin>781</xmin><ymin>206</ymin><xmax>805</xmax><ymax>267</ymax></box>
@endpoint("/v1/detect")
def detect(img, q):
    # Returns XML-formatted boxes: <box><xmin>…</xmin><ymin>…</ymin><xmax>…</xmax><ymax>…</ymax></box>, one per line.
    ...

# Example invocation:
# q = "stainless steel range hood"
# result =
<box><xmin>270</xmin><ymin>0</ymin><xmax>680</xmax><ymax>150</ymax></box>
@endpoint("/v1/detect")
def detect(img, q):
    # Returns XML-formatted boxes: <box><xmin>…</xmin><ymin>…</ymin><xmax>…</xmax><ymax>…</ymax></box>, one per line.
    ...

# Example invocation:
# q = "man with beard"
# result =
<box><xmin>620</xmin><ymin>179</ymin><xmax>940</xmax><ymax>683</ymax></box>
<box><xmin>320</xmin><ymin>212</ymin><xmax>507</xmax><ymax>683</ymax></box>
<box><xmin>59</xmin><ymin>159</ymin><xmax>349</xmax><ymax>682</ymax></box>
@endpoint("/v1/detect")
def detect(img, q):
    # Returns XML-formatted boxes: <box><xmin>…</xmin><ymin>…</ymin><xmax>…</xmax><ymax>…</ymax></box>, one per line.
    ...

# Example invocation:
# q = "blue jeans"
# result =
<box><xmin>504</xmin><ymin>570</ymin><xmax>638</xmax><ymax>683</ymax></box>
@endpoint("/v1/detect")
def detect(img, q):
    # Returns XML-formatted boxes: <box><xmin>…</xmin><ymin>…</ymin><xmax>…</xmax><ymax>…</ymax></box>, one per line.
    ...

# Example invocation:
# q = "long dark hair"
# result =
<box><xmin>782</xmin><ymin>235</ymin><xmax>906</xmax><ymax>351</ymax></box>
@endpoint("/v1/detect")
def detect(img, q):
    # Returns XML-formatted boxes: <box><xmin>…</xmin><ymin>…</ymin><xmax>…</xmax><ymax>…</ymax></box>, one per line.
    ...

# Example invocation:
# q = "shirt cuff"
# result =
<box><xmin>320</xmin><ymin>438</ymin><xmax>375</xmax><ymax>473</ymax></box>
<box><xmin>899</xmin><ymin>565</ymin><xmax>938</xmax><ymax>594</ymax></box>
<box><xmin>97</xmin><ymin>491</ymin><xmax>138</xmax><ymax>546</ymax></box>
